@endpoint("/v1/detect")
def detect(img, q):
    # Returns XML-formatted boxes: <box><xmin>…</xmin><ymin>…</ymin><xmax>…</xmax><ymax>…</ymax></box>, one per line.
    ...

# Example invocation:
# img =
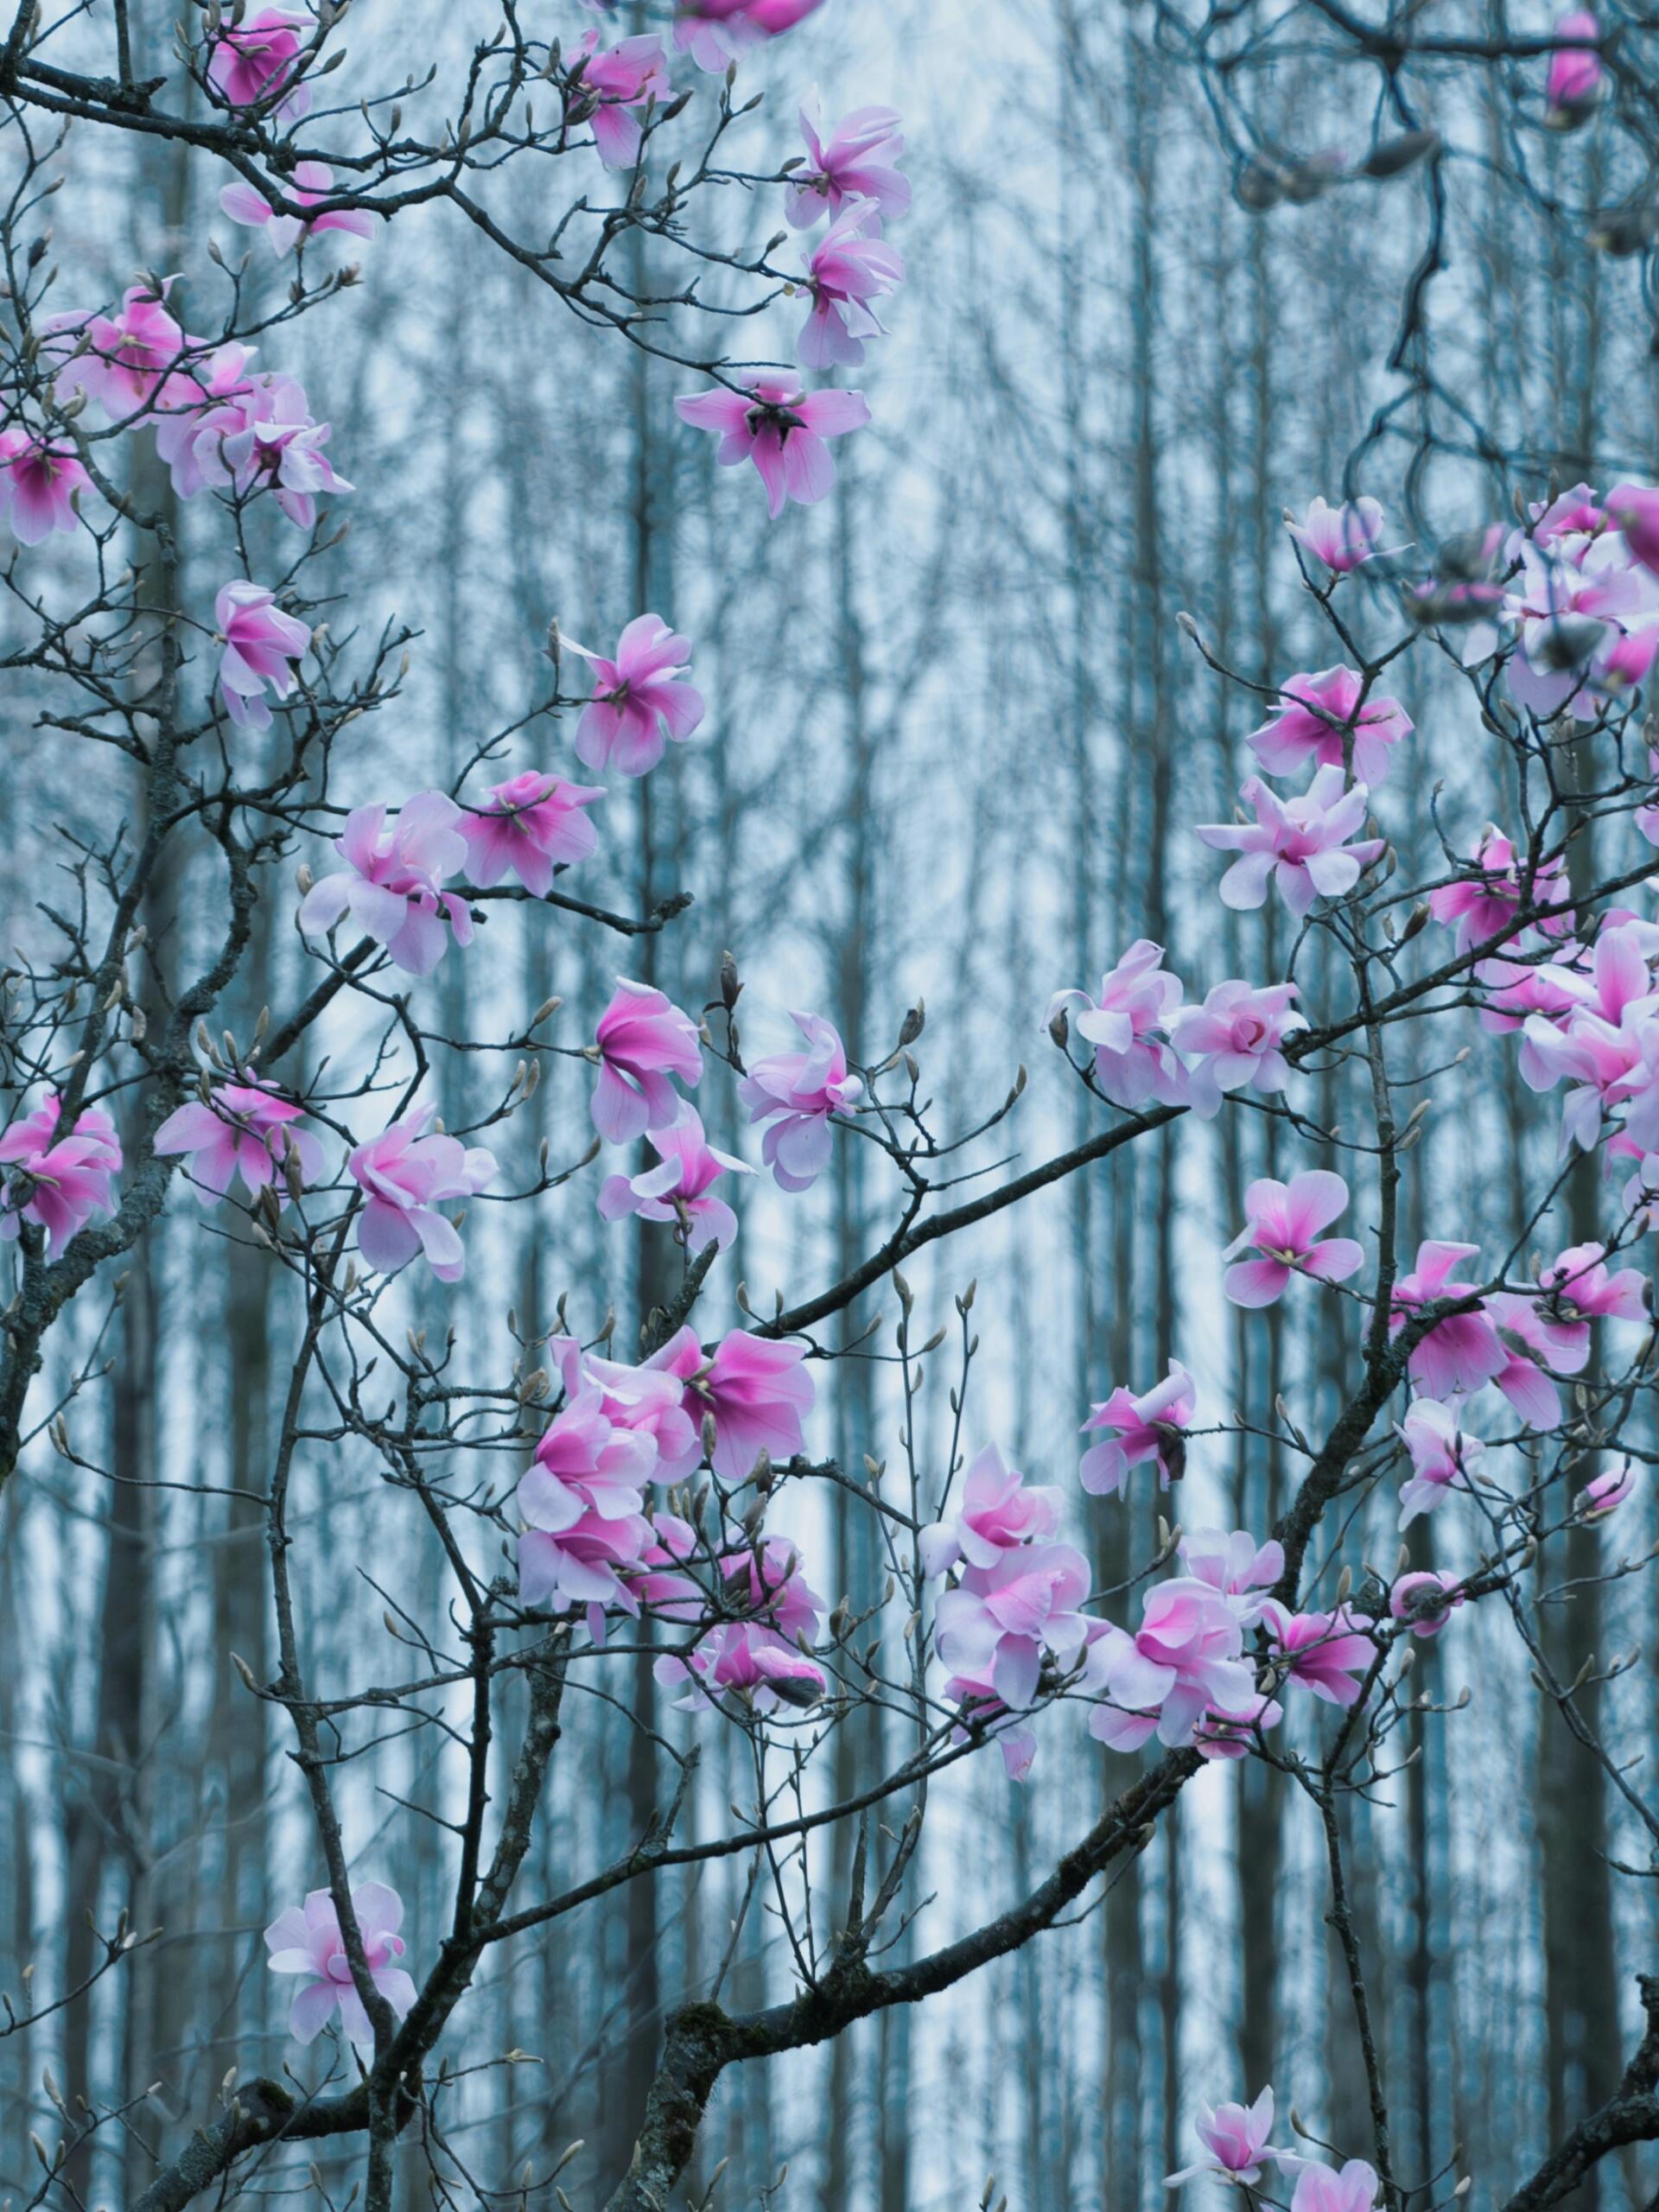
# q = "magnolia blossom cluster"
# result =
<box><xmin>587</xmin><ymin>980</ymin><xmax>861</xmax><ymax>1243</ymax></box>
<box><xmin>18</xmin><ymin>276</ymin><xmax>351</xmax><ymax>721</ymax></box>
<box><xmin>0</xmin><ymin>1094</ymin><xmax>123</xmax><ymax>1247</ymax></box>
<box><xmin>925</xmin><ymin>1446</ymin><xmax>1092</xmax><ymax>1781</ymax></box>
<box><xmin>5</xmin><ymin>0</ymin><xmax>859</xmax><ymax>755</ymax></box>
<box><xmin>1047</xmin><ymin>939</ymin><xmax>1305</xmax><ymax>1121</ymax></box>
<box><xmin>918</xmin><ymin>1428</ymin><xmax>1399</xmax><ymax>1782</ymax></box>
<box><xmin>1165</xmin><ymin>2084</ymin><xmax>1379</xmax><ymax>2212</ymax></box>
<box><xmin>1179</xmin><ymin>494</ymin><xmax>1427</xmax><ymax>926</ymax></box>
<box><xmin>674</xmin><ymin>96</ymin><xmax>906</xmax><ymax>512</ymax></box>
<box><xmin>513</xmin><ymin>1331</ymin><xmax>823</xmax><ymax>1702</ymax></box>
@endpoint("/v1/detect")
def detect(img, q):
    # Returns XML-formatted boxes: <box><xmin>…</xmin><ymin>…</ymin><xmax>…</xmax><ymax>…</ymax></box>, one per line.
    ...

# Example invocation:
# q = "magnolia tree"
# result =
<box><xmin>5</xmin><ymin>3</ymin><xmax>1659</xmax><ymax>2210</ymax></box>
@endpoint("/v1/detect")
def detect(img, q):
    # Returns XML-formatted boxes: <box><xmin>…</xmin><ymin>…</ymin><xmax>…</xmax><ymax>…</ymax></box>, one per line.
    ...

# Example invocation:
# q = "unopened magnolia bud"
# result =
<box><xmin>1363</xmin><ymin>128</ymin><xmax>1440</xmax><ymax>177</ymax></box>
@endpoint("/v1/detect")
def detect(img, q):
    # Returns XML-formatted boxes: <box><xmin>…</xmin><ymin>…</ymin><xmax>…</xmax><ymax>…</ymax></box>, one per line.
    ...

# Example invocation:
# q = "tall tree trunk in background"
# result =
<box><xmin>65</xmin><ymin>74</ymin><xmax>191</xmax><ymax>2188</ymax></box>
<box><xmin>1537</xmin><ymin>772</ymin><xmax>1622</xmax><ymax>2205</ymax></box>
<box><xmin>1532</xmin><ymin>179</ymin><xmax>1624</xmax><ymax>2212</ymax></box>
<box><xmin>1061</xmin><ymin>11</ymin><xmax>1144</xmax><ymax>2196</ymax></box>
<box><xmin>605</xmin><ymin>197</ymin><xmax>672</xmax><ymax>2185</ymax></box>
<box><xmin>1124</xmin><ymin>58</ymin><xmax>1183</xmax><ymax>2183</ymax></box>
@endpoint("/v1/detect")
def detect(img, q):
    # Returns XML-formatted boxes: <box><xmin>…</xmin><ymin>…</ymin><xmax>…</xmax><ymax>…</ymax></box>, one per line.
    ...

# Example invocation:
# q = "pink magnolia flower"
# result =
<box><xmin>215</xmin><ymin>580</ymin><xmax>310</xmax><ymax>731</ymax></box>
<box><xmin>1392</xmin><ymin>1248</ymin><xmax>1570</xmax><ymax>1427</ymax></box>
<box><xmin>1264</xmin><ymin>1604</ymin><xmax>1376</xmax><ymax>1707</ymax></box>
<box><xmin>1197</xmin><ymin>768</ymin><xmax>1385</xmax><ymax>921</ymax></box>
<box><xmin>151</xmin><ymin>341</ymin><xmax>259</xmax><ymax>488</ymax></box>
<box><xmin>1193</xmin><ymin>1692</ymin><xmax>1285</xmax><ymax>1761</ymax></box>
<box><xmin>786</xmin><ymin>104</ymin><xmax>909</xmax><ymax>228</ymax></box>
<box><xmin>0</xmin><ymin>435</ymin><xmax>90</xmax><ymax>543</ymax></box>
<box><xmin>298</xmin><ymin>793</ymin><xmax>474</xmax><ymax>977</ymax></box>
<box><xmin>1291</xmin><ymin>2160</ymin><xmax>1382</xmax><ymax>2212</ymax></box>
<box><xmin>598</xmin><ymin>1104</ymin><xmax>753</xmax><ymax>1252</ymax></box>
<box><xmin>523</xmin><ymin>1383</ymin><xmax>660</xmax><ymax>1534</ymax></box>
<box><xmin>1428</xmin><ymin>830</ymin><xmax>1573</xmax><ymax>955</ymax></box>
<box><xmin>671</xmin><ymin>0</ymin><xmax>826</xmax><ymax>73</ymax></box>
<box><xmin>347</xmin><ymin>1108</ymin><xmax>496</xmax><ymax>1283</ymax></box>
<box><xmin>1169</xmin><ymin>979</ymin><xmax>1303</xmax><ymax>1118</ymax></box>
<box><xmin>737</xmin><ymin>1011</ymin><xmax>863</xmax><ymax>1191</ymax></box>
<box><xmin>658</xmin><ymin>1619</ymin><xmax>827</xmax><ymax>1713</ymax></box>
<box><xmin>219</xmin><ymin>161</ymin><xmax>375</xmax><ymax>256</ymax></box>
<box><xmin>1088</xmin><ymin>1579</ymin><xmax>1256</xmax><ymax>1749</ymax></box>
<box><xmin>919</xmin><ymin>1444</ymin><xmax>1064</xmax><ymax>1578</ymax></box>
<box><xmin>1046</xmin><ymin>940</ymin><xmax>1187</xmax><ymax>1111</ymax></box>
<box><xmin>591</xmin><ymin>978</ymin><xmax>702</xmax><ymax>1143</ymax></box>
<box><xmin>1079</xmin><ymin>1360</ymin><xmax>1196</xmax><ymax>1497</ymax></box>
<box><xmin>1247</xmin><ymin>666</ymin><xmax>1413</xmax><ymax>786</ymax></box>
<box><xmin>548</xmin><ymin>1337</ymin><xmax>702</xmax><ymax>1481</ymax></box>
<box><xmin>153</xmin><ymin>1080</ymin><xmax>322</xmax><ymax>1203</ymax></box>
<box><xmin>1521</xmin><ymin>993</ymin><xmax>1659</xmax><ymax>1154</ymax></box>
<box><xmin>573</xmin><ymin>614</ymin><xmax>703</xmax><ymax>776</ymax></box>
<box><xmin>1591</xmin><ymin>623</ymin><xmax>1659</xmax><ymax>701</ymax></box>
<box><xmin>171</xmin><ymin>371</ymin><xmax>351</xmax><ymax>529</ymax></box>
<box><xmin>569</xmin><ymin>32</ymin><xmax>671</xmax><ymax>168</ymax></box>
<box><xmin>1389</xmin><ymin>1569</ymin><xmax>1464</xmax><ymax>1640</ymax></box>
<box><xmin>207</xmin><ymin>7</ymin><xmax>311</xmax><ymax>116</ymax></box>
<box><xmin>518</xmin><ymin>1500</ymin><xmax>653</xmax><ymax>1622</ymax></box>
<box><xmin>648</xmin><ymin>1325</ymin><xmax>815</xmax><ymax>1481</ymax></box>
<box><xmin>459</xmin><ymin>770</ymin><xmax>603</xmax><ymax>897</ymax></box>
<box><xmin>1389</xmin><ymin>1241</ymin><xmax>1506</xmax><ymax>1396</ymax></box>
<box><xmin>1289</xmin><ymin>496</ymin><xmax>1386</xmax><ymax>575</ymax></box>
<box><xmin>263</xmin><ymin>1884</ymin><xmax>415</xmax><ymax>2048</ymax></box>
<box><xmin>1179</xmin><ymin>1528</ymin><xmax>1285</xmax><ymax>1629</ymax></box>
<box><xmin>1545</xmin><ymin>9</ymin><xmax>1603</xmax><ymax>126</ymax></box>
<box><xmin>1531</xmin><ymin>1240</ymin><xmax>1648</xmax><ymax>1367</ymax></box>
<box><xmin>1578</xmin><ymin>1458</ymin><xmax>1637</xmax><ymax>1516</ymax></box>
<box><xmin>798</xmin><ymin>198</ymin><xmax>905</xmax><ymax>369</ymax></box>
<box><xmin>1395</xmin><ymin>1397</ymin><xmax>1484</xmax><ymax>1526</ymax></box>
<box><xmin>1609</xmin><ymin>482</ymin><xmax>1659</xmax><ymax>578</ymax></box>
<box><xmin>0</xmin><ymin>1094</ymin><xmax>122</xmax><ymax>1247</ymax></box>
<box><xmin>936</xmin><ymin>1542</ymin><xmax>1093</xmax><ymax>1711</ymax></box>
<box><xmin>1164</xmin><ymin>2088</ymin><xmax>1287</xmax><ymax>2189</ymax></box>
<box><xmin>1522</xmin><ymin>482</ymin><xmax>1608</xmax><ymax>548</ymax></box>
<box><xmin>1224</xmin><ymin>1171</ymin><xmax>1363</xmax><ymax>1308</ymax></box>
<box><xmin>675</xmin><ymin>376</ymin><xmax>870</xmax><ymax>518</ymax></box>
<box><xmin>49</xmin><ymin>279</ymin><xmax>201</xmax><ymax>418</ymax></box>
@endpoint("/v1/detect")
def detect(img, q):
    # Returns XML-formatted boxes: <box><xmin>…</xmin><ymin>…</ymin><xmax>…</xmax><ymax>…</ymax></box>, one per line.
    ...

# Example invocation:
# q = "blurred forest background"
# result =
<box><xmin>3</xmin><ymin>2</ymin><xmax>1656</xmax><ymax>2208</ymax></box>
